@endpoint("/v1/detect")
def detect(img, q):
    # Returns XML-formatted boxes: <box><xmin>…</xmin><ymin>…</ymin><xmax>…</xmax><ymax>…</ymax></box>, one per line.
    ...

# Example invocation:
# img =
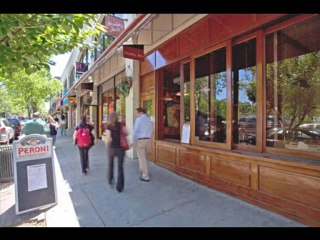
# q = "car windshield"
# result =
<box><xmin>8</xmin><ymin>119</ymin><xmax>19</xmax><ymax>127</ymax></box>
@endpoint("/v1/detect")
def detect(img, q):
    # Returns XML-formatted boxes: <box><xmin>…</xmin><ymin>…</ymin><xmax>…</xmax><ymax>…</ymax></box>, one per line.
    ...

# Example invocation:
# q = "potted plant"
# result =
<box><xmin>117</xmin><ymin>77</ymin><xmax>132</xmax><ymax>97</ymax></box>
<box><xmin>71</xmin><ymin>102</ymin><xmax>77</xmax><ymax>109</ymax></box>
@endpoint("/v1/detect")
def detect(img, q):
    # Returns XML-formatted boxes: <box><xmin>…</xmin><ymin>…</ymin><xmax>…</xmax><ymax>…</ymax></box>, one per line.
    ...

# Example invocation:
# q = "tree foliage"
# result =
<box><xmin>0</xmin><ymin>14</ymin><xmax>104</xmax><ymax>77</ymax></box>
<box><xmin>1</xmin><ymin>69</ymin><xmax>63</xmax><ymax>118</ymax></box>
<box><xmin>266</xmin><ymin>52</ymin><xmax>320</xmax><ymax>137</ymax></box>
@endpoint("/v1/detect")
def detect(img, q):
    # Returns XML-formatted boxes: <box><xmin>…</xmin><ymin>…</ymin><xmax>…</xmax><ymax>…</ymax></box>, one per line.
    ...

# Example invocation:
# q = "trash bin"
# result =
<box><xmin>0</xmin><ymin>145</ymin><xmax>14</xmax><ymax>182</ymax></box>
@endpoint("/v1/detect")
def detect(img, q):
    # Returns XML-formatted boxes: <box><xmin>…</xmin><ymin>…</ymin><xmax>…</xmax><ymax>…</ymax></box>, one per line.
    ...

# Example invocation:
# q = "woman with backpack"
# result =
<box><xmin>73</xmin><ymin>115</ymin><xmax>96</xmax><ymax>175</ymax></box>
<box><xmin>105</xmin><ymin>112</ymin><xmax>128</xmax><ymax>193</ymax></box>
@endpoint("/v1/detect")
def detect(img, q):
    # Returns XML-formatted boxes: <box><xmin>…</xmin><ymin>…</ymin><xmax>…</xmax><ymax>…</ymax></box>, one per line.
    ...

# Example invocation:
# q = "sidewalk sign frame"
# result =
<box><xmin>13</xmin><ymin>134</ymin><xmax>57</xmax><ymax>215</ymax></box>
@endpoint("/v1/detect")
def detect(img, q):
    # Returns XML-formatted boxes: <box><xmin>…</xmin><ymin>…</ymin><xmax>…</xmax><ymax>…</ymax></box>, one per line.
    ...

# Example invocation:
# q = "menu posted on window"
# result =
<box><xmin>181</xmin><ymin>122</ymin><xmax>190</xmax><ymax>144</ymax></box>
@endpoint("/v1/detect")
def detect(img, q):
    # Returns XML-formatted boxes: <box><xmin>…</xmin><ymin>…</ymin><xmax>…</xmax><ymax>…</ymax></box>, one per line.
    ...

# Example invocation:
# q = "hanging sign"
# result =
<box><xmin>123</xmin><ymin>44</ymin><xmax>144</xmax><ymax>61</ymax></box>
<box><xmin>105</xmin><ymin>15</ymin><xmax>125</xmax><ymax>38</ymax></box>
<box><xmin>68</xmin><ymin>96</ymin><xmax>76</xmax><ymax>103</ymax></box>
<box><xmin>81</xmin><ymin>82</ymin><xmax>94</xmax><ymax>91</ymax></box>
<box><xmin>76</xmin><ymin>62</ymin><xmax>88</xmax><ymax>74</ymax></box>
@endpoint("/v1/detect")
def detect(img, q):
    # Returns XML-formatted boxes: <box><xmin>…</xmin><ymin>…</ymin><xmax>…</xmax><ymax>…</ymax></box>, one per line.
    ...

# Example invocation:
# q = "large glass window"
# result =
<box><xmin>183</xmin><ymin>63</ymin><xmax>190</xmax><ymax>123</ymax></box>
<box><xmin>115</xmin><ymin>87</ymin><xmax>126</xmax><ymax>119</ymax></box>
<box><xmin>102</xmin><ymin>89</ymin><xmax>114</xmax><ymax>132</ymax></box>
<box><xmin>194</xmin><ymin>48</ymin><xmax>227</xmax><ymax>143</ymax></box>
<box><xmin>232</xmin><ymin>38</ymin><xmax>257</xmax><ymax>146</ymax></box>
<box><xmin>265</xmin><ymin>16</ymin><xmax>320</xmax><ymax>153</ymax></box>
<box><xmin>159</xmin><ymin>62</ymin><xmax>181</xmax><ymax>140</ymax></box>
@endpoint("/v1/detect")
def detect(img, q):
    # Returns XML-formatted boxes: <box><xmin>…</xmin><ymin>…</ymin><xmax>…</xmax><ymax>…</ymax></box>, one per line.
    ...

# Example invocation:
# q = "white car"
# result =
<box><xmin>0</xmin><ymin>118</ymin><xmax>15</xmax><ymax>144</ymax></box>
<box><xmin>299</xmin><ymin>123</ymin><xmax>320</xmax><ymax>132</ymax></box>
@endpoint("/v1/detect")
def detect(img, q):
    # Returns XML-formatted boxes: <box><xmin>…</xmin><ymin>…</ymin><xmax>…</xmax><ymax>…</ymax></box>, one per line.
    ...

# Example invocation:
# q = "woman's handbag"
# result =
<box><xmin>120</xmin><ymin>124</ymin><xmax>129</xmax><ymax>151</ymax></box>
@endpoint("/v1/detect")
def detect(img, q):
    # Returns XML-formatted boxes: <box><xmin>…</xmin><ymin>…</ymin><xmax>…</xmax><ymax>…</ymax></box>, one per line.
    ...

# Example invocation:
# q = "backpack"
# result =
<box><xmin>77</xmin><ymin>126</ymin><xmax>92</xmax><ymax>147</ymax></box>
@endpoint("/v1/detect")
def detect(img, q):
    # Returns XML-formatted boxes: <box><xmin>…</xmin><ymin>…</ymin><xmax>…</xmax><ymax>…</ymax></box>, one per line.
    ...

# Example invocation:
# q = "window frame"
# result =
<box><xmin>231</xmin><ymin>31</ymin><xmax>263</xmax><ymax>153</ymax></box>
<box><xmin>190</xmin><ymin>42</ymin><xmax>230</xmax><ymax>149</ymax></box>
<box><xmin>263</xmin><ymin>14</ymin><xmax>320</xmax><ymax>160</ymax></box>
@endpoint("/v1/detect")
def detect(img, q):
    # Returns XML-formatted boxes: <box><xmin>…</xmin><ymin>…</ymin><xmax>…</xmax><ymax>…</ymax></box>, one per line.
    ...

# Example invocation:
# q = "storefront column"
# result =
<box><xmin>125</xmin><ymin>59</ymin><xmax>140</xmax><ymax>159</ymax></box>
<box><xmin>76</xmin><ymin>94</ymin><xmax>81</xmax><ymax>127</ymax></box>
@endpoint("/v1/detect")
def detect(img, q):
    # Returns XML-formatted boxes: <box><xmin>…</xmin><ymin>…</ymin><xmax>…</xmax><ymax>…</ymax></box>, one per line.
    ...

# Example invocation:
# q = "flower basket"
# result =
<box><xmin>117</xmin><ymin>78</ymin><xmax>132</xmax><ymax>97</ymax></box>
<box><xmin>71</xmin><ymin>102</ymin><xmax>77</xmax><ymax>109</ymax></box>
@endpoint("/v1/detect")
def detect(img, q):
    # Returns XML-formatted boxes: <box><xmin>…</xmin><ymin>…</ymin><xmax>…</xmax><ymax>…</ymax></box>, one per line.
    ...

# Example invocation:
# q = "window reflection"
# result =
<box><xmin>102</xmin><ymin>89</ymin><xmax>114</xmax><ymax>132</ymax></box>
<box><xmin>159</xmin><ymin>62</ymin><xmax>181</xmax><ymax>140</ymax></box>
<box><xmin>183</xmin><ymin>63</ymin><xmax>190</xmax><ymax>122</ymax></box>
<box><xmin>265</xmin><ymin>16</ymin><xmax>320</xmax><ymax>153</ymax></box>
<box><xmin>232</xmin><ymin>39</ymin><xmax>257</xmax><ymax>145</ymax></box>
<box><xmin>194</xmin><ymin>48</ymin><xmax>227</xmax><ymax>143</ymax></box>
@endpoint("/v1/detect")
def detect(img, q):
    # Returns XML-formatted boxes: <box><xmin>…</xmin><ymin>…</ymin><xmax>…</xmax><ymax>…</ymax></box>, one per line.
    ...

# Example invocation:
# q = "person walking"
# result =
<box><xmin>105</xmin><ymin>112</ymin><xmax>126</xmax><ymax>193</ymax></box>
<box><xmin>48</xmin><ymin>116</ymin><xmax>59</xmax><ymax>148</ymax></box>
<box><xmin>22</xmin><ymin>112</ymin><xmax>46</xmax><ymax>135</ymax></box>
<box><xmin>73</xmin><ymin>115</ymin><xmax>96</xmax><ymax>175</ymax></box>
<box><xmin>60</xmin><ymin>115</ymin><xmax>67</xmax><ymax>136</ymax></box>
<box><xmin>131</xmin><ymin>107</ymin><xmax>153</xmax><ymax>182</ymax></box>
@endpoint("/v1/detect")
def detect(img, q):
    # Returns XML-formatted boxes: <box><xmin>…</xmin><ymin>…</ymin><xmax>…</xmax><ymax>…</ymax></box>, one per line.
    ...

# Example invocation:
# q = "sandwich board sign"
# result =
<box><xmin>13</xmin><ymin>134</ymin><xmax>57</xmax><ymax>215</ymax></box>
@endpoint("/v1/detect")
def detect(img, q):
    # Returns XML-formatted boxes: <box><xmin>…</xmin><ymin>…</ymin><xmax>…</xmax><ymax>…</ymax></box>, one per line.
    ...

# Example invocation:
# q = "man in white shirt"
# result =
<box><xmin>132</xmin><ymin>107</ymin><xmax>153</xmax><ymax>181</ymax></box>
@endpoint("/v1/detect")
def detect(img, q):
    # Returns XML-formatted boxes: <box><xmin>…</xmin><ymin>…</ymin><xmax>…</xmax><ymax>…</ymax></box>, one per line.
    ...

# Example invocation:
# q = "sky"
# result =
<box><xmin>50</xmin><ymin>52</ymin><xmax>71</xmax><ymax>78</ymax></box>
<box><xmin>49</xmin><ymin>14</ymin><xmax>124</xmax><ymax>79</ymax></box>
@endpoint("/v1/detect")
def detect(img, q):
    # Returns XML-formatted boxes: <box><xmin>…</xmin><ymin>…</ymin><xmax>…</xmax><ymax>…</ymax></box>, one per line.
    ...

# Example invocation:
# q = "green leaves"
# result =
<box><xmin>0</xmin><ymin>14</ymin><xmax>103</xmax><ymax>78</ymax></box>
<box><xmin>1</xmin><ymin>68</ymin><xmax>63</xmax><ymax>117</ymax></box>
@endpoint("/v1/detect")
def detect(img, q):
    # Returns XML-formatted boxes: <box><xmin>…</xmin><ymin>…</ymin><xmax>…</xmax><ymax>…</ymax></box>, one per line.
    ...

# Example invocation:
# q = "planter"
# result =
<box><xmin>117</xmin><ymin>78</ymin><xmax>132</xmax><ymax>97</ymax></box>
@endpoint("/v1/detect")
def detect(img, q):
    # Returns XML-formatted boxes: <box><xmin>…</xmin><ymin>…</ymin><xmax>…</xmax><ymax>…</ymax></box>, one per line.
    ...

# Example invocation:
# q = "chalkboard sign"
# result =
<box><xmin>13</xmin><ymin>134</ymin><xmax>57</xmax><ymax>215</ymax></box>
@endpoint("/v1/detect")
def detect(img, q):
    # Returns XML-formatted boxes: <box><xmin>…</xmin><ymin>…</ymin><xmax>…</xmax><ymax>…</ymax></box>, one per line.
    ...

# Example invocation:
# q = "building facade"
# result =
<box><xmin>136</xmin><ymin>14</ymin><xmax>320</xmax><ymax>226</ymax></box>
<box><xmin>59</xmin><ymin>14</ymin><xmax>320</xmax><ymax>226</ymax></box>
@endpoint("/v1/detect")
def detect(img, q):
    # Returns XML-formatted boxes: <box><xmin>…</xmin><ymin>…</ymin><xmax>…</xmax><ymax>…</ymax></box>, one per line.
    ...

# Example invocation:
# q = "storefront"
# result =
<box><xmin>79</xmin><ymin>91</ymin><xmax>98</xmax><ymax>131</ymax></box>
<box><xmin>139</xmin><ymin>14</ymin><xmax>320</xmax><ymax>226</ymax></box>
<box><xmin>97</xmin><ymin>54</ymin><xmax>128</xmax><ymax>138</ymax></box>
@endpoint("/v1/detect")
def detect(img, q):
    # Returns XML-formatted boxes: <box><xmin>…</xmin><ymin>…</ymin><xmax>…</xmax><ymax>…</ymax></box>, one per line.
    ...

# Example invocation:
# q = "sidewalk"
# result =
<box><xmin>1</xmin><ymin>130</ymin><xmax>304</xmax><ymax>227</ymax></box>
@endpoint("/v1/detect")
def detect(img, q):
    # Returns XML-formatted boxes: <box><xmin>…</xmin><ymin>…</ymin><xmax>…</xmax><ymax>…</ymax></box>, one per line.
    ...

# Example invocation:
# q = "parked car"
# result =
<box><xmin>266</xmin><ymin>127</ymin><xmax>320</xmax><ymax>147</ymax></box>
<box><xmin>299</xmin><ymin>123</ymin><xmax>320</xmax><ymax>132</ymax></box>
<box><xmin>0</xmin><ymin>118</ymin><xmax>15</xmax><ymax>144</ymax></box>
<box><xmin>7</xmin><ymin>117</ymin><xmax>22</xmax><ymax>139</ymax></box>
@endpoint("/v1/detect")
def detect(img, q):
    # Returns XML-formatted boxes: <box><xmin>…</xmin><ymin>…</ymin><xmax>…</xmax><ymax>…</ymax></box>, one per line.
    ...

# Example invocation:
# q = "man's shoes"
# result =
<box><xmin>139</xmin><ymin>177</ymin><xmax>150</xmax><ymax>182</ymax></box>
<box><xmin>82</xmin><ymin>170</ymin><xmax>87</xmax><ymax>176</ymax></box>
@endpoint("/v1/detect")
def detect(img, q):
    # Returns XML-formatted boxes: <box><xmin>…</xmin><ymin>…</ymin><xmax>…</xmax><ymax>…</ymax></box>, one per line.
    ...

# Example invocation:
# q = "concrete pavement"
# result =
<box><xmin>0</xmin><ymin>130</ymin><xmax>304</xmax><ymax>227</ymax></box>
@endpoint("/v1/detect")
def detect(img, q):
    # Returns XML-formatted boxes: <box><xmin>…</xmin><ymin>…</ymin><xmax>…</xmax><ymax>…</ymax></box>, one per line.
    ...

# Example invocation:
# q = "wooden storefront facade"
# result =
<box><xmin>139</xmin><ymin>14</ymin><xmax>320</xmax><ymax>226</ymax></box>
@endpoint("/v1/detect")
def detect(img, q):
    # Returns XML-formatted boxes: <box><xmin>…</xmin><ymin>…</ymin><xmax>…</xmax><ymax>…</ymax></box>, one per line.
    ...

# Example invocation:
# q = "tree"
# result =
<box><xmin>266</xmin><ymin>52</ymin><xmax>320</xmax><ymax>138</ymax></box>
<box><xmin>0</xmin><ymin>83</ymin><xmax>15</xmax><ymax>115</ymax></box>
<box><xmin>0</xmin><ymin>14</ymin><xmax>104</xmax><ymax>77</ymax></box>
<box><xmin>4</xmin><ymin>69</ymin><xmax>63</xmax><ymax>118</ymax></box>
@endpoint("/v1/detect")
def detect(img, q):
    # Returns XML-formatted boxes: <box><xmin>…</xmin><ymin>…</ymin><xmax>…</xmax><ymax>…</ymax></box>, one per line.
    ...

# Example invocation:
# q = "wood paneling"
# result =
<box><xmin>157</xmin><ymin>145</ymin><xmax>176</xmax><ymax>165</ymax></box>
<box><xmin>210</xmin><ymin>157</ymin><xmax>251</xmax><ymax>187</ymax></box>
<box><xmin>178</xmin><ymin>150</ymin><xmax>206</xmax><ymax>174</ymax></box>
<box><xmin>155</xmin><ymin>37</ymin><xmax>178</xmax><ymax>69</ymax></box>
<box><xmin>208</xmin><ymin>14</ymin><xmax>284</xmax><ymax>44</ymax></box>
<box><xmin>141</xmin><ymin>52</ymin><xmax>156</xmax><ymax>76</ymax></box>
<box><xmin>259</xmin><ymin>166</ymin><xmax>320</xmax><ymax>209</ymax></box>
<box><xmin>179</xmin><ymin>18</ymin><xmax>209</xmax><ymax>57</ymax></box>
<box><xmin>141</xmin><ymin>73</ymin><xmax>155</xmax><ymax>93</ymax></box>
<box><xmin>254</xmin><ymin>14</ymin><xmax>285</xmax><ymax>24</ymax></box>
